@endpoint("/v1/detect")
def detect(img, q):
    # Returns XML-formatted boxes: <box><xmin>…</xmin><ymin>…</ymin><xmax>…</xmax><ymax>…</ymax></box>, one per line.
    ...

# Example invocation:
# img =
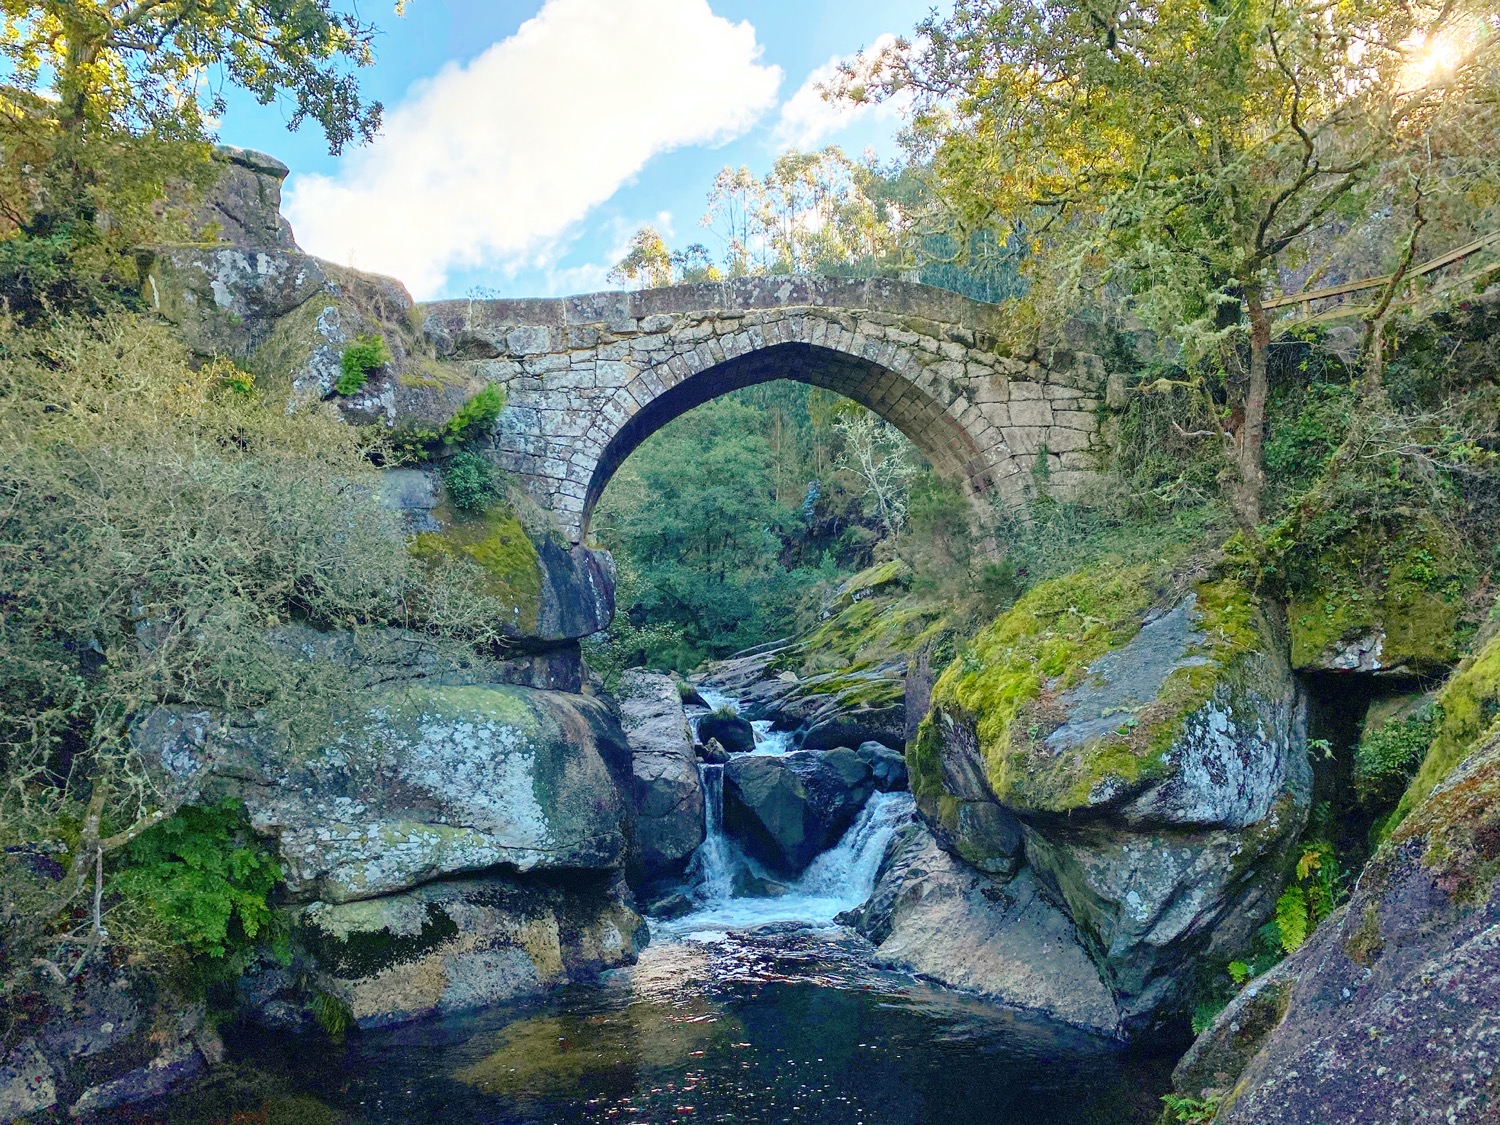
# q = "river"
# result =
<box><xmin>134</xmin><ymin>688</ymin><xmax>1176</xmax><ymax>1125</ymax></box>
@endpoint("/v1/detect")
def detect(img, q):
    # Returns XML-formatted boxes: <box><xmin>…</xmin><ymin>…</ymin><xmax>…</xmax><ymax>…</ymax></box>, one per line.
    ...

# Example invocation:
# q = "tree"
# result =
<box><xmin>858</xmin><ymin>0</ymin><xmax>1499</xmax><ymax>528</ymax></box>
<box><xmin>608</xmin><ymin>225</ymin><xmax>721</xmax><ymax>288</ymax></box>
<box><xmin>0</xmin><ymin>0</ymin><xmax>395</xmax><ymax>313</ymax></box>
<box><xmin>834</xmin><ymin>413</ymin><xmax>919</xmax><ymax>534</ymax></box>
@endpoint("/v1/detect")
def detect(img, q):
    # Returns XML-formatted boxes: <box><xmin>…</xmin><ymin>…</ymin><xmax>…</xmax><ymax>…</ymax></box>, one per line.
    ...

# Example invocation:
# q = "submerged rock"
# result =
<box><xmin>1177</xmin><ymin>720</ymin><xmax>1500</xmax><ymax>1123</ymax></box>
<box><xmin>616</xmin><ymin>670</ymin><xmax>704</xmax><ymax>885</ymax></box>
<box><xmin>910</xmin><ymin>563</ymin><xmax>1310</xmax><ymax>1032</ymax></box>
<box><xmin>294</xmin><ymin>872</ymin><xmax>645</xmax><ymax>1028</ymax></box>
<box><xmin>723</xmin><ymin>749</ymin><xmax>874</xmax><ymax>874</ymax></box>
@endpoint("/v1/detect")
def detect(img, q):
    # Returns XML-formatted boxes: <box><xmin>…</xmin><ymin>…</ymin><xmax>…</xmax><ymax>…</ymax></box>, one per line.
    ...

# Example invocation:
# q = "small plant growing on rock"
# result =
<box><xmin>1158</xmin><ymin>1093</ymin><xmax>1219</xmax><ymax>1125</ymax></box>
<box><xmin>336</xmin><ymin>333</ymin><xmax>391</xmax><ymax>395</ymax></box>
<box><xmin>441</xmin><ymin>384</ymin><xmax>506</xmax><ymax>445</ymax></box>
<box><xmin>442</xmin><ymin>449</ymin><xmax>504</xmax><ymax>511</ymax></box>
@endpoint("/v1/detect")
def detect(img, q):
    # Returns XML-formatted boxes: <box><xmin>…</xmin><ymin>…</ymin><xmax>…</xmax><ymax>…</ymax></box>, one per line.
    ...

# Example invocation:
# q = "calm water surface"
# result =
<box><xmin>148</xmin><ymin>924</ymin><xmax>1174</xmax><ymax>1125</ymax></box>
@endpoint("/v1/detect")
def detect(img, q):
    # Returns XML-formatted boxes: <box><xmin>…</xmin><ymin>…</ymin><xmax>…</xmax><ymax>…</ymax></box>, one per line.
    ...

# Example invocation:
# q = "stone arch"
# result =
<box><xmin>420</xmin><ymin>277</ymin><xmax>1107</xmax><ymax>544</ymax></box>
<box><xmin>580</xmin><ymin>340</ymin><xmax>995</xmax><ymax>542</ymax></box>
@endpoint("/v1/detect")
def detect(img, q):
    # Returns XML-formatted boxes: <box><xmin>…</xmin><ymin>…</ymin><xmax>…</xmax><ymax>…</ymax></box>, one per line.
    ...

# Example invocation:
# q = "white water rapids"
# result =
<box><xmin>663</xmin><ymin>685</ymin><xmax>914</xmax><ymax>936</ymax></box>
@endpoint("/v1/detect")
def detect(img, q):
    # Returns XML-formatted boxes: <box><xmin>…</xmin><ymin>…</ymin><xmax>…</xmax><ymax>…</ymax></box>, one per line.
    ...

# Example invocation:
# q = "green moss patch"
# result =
<box><xmin>1391</xmin><ymin>729</ymin><xmax>1500</xmax><ymax>902</ymax></box>
<box><xmin>1388</xmin><ymin>629</ymin><xmax>1500</xmax><ymax>832</ymax></box>
<box><xmin>1283</xmin><ymin>518</ymin><xmax>1470</xmax><ymax>673</ymax></box>
<box><xmin>924</xmin><ymin>560</ymin><xmax>1261</xmax><ymax>813</ymax></box>
<box><xmin>302</xmin><ymin>901</ymin><xmax>459</xmax><ymax>978</ymax></box>
<box><xmin>412</xmin><ymin>503</ymin><xmax>543</xmax><ymax>634</ymax></box>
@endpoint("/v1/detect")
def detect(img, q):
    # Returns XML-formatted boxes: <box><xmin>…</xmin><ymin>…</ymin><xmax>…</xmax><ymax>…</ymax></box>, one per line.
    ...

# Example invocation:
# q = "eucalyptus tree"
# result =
<box><xmin>859</xmin><ymin>0</ymin><xmax>1498</xmax><ymax>527</ymax></box>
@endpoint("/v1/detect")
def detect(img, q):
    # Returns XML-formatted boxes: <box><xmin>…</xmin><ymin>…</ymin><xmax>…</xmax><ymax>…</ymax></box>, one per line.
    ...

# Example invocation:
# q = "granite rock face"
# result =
<box><xmin>139</xmin><ymin>681</ymin><xmax>635</xmax><ymax>905</ymax></box>
<box><xmin>616</xmin><ymin>670</ymin><xmax>704</xmax><ymax>885</ymax></box>
<box><xmin>145</xmin><ymin>146</ymin><xmax>485</xmax><ymax>431</ymax></box>
<box><xmin>248</xmin><ymin>684</ymin><xmax>632</xmax><ymax>903</ymax></box>
<box><xmin>849</xmin><ymin>826</ymin><xmax>1122</xmax><ymax>1037</ymax></box>
<box><xmin>723</xmin><ymin>749</ymin><xmax>874</xmax><ymax>874</ymax></box>
<box><xmin>1176</xmin><ymin>726</ymin><xmax>1500</xmax><ymax>1123</ymax></box>
<box><xmin>292</xmin><ymin>872</ymin><xmax>645</xmax><ymax>1029</ymax></box>
<box><xmin>910</xmin><ymin>568</ymin><xmax>1311</xmax><ymax>1034</ymax></box>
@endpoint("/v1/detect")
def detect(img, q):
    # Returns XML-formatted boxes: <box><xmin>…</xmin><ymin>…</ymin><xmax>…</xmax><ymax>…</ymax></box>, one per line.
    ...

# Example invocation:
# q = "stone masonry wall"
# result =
<box><xmin>420</xmin><ymin>277</ymin><xmax>1108</xmax><ymax>543</ymax></box>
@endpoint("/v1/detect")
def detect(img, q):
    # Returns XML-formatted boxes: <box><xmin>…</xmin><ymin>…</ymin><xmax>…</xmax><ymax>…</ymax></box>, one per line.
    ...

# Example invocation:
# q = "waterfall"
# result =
<box><xmin>670</xmin><ymin>788</ymin><xmax>915</xmax><ymax>932</ymax></box>
<box><xmin>686</xmin><ymin>763</ymin><xmax>734</xmax><ymax>904</ymax></box>
<box><xmin>795</xmin><ymin>792</ymin><xmax>914</xmax><ymax>907</ymax></box>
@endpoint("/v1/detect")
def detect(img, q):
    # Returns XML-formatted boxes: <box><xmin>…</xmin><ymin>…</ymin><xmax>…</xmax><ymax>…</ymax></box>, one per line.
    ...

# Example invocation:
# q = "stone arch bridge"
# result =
<box><xmin>421</xmin><ymin>277</ymin><xmax>1107</xmax><ymax>544</ymax></box>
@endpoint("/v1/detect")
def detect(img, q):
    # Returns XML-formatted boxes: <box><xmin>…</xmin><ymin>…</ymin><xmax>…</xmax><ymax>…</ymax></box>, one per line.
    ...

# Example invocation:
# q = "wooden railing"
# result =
<box><xmin>1264</xmin><ymin>229</ymin><xmax>1500</xmax><ymax>314</ymax></box>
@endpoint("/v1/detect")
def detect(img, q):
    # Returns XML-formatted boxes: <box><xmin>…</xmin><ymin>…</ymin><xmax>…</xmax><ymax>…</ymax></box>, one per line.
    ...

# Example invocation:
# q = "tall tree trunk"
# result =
<box><xmin>1234</xmin><ymin>283</ymin><xmax>1271</xmax><ymax>530</ymax></box>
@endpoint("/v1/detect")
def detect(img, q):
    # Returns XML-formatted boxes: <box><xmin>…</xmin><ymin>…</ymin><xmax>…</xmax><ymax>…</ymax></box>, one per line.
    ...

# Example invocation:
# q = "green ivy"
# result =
<box><xmin>336</xmin><ymin>333</ymin><xmax>392</xmax><ymax>395</ymax></box>
<box><xmin>112</xmin><ymin>799</ymin><xmax>283</xmax><ymax>961</ymax></box>
<box><xmin>442</xmin><ymin>384</ymin><xmax>506</xmax><ymax>445</ymax></box>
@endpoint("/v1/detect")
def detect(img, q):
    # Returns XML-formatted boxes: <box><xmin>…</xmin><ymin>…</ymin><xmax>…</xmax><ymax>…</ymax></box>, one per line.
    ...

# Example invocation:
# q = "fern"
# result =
<box><xmin>441</xmin><ymin>384</ymin><xmax>506</xmax><ymax>445</ymax></box>
<box><xmin>336</xmin><ymin>333</ymin><xmax>391</xmax><ymax>395</ymax></box>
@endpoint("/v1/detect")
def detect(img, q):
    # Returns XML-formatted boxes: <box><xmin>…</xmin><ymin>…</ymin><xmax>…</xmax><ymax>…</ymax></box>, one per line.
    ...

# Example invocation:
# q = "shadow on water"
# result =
<box><xmin>135</xmin><ymin>926</ymin><xmax>1174</xmax><ymax>1125</ymax></box>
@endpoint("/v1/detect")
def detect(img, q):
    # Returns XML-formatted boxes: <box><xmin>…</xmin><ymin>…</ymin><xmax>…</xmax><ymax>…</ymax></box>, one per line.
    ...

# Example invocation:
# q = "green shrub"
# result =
<box><xmin>336</xmin><ymin>333</ymin><xmax>391</xmax><ymax>395</ymax></box>
<box><xmin>310</xmin><ymin>989</ymin><xmax>356</xmax><ymax>1043</ymax></box>
<box><xmin>1354</xmin><ymin>703</ymin><xmax>1440</xmax><ymax>808</ymax></box>
<box><xmin>442</xmin><ymin>449</ymin><xmax>504</xmax><ymax>511</ymax></box>
<box><xmin>442</xmin><ymin>384</ymin><xmax>506</xmax><ymax>445</ymax></box>
<box><xmin>111</xmin><ymin>799</ymin><xmax>282</xmax><ymax>963</ymax></box>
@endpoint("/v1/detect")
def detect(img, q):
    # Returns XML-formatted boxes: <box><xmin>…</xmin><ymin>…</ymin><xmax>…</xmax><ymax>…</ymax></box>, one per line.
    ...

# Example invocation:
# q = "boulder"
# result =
<box><xmin>851</xmin><ymin>827</ymin><xmax>1122</xmax><ymax>1037</ymax></box>
<box><xmin>723</xmin><ymin>749</ymin><xmax>873</xmax><ymax>874</ymax></box>
<box><xmin>696</xmin><ymin>739</ymin><xmax>731</xmax><ymax>765</ymax></box>
<box><xmin>140</xmin><ymin>682</ymin><xmax>635</xmax><ymax>904</ymax></box>
<box><xmin>911</xmin><ymin>564</ymin><xmax>1310</xmax><ymax>1032</ymax></box>
<box><xmin>293</xmin><ymin>872</ymin><xmax>644</xmax><ymax>1028</ymax></box>
<box><xmin>407</xmin><ymin>494</ymin><xmax>615</xmax><ymax>648</ymax></box>
<box><xmin>799</xmin><ymin>705</ymin><xmax>905</xmax><ymax>753</ymax></box>
<box><xmin>696</xmin><ymin>711</ymin><xmax>756</xmax><ymax>754</ymax></box>
<box><xmin>615</xmin><ymin>670</ymin><xmax>704</xmax><ymax>884</ymax></box>
<box><xmin>1283</xmin><ymin>515</ymin><xmax>1471</xmax><ymax>676</ymax></box>
<box><xmin>0</xmin><ymin>1040</ymin><xmax>56</xmax><ymax>1120</ymax></box>
<box><xmin>1176</xmin><ymin>723</ymin><xmax>1500</xmax><ymax>1123</ymax></box>
<box><xmin>858</xmin><ymin>740</ymin><xmax>909</xmax><ymax>791</ymax></box>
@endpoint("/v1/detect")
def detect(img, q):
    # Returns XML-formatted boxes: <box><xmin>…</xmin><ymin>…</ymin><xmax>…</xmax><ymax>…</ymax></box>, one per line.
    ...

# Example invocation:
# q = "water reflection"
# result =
<box><xmin>145</xmin><ymin>926</ymin><xmax>1173</xmax><ymax>1125</ymax></box>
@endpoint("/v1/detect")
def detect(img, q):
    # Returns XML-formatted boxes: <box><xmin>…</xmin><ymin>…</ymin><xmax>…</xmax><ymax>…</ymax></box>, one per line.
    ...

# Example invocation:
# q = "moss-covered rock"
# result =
<box><xmin>1387</xmin><ymin>625</ymin><xmax>1500</xmax><ymax>832</ymax></box>
<box><xmin>413</xmin><ymin>502</ymin><xmax>543</xmax><ymax>633</ymax></box>
<box><xmin>911</xmin><ymin>559</ymin><xmax>1311</xmax><ymax>1032</ymax></box>
<box><xmin>1283</xmin><ymin>518</ymin><xmax>1471</xmax><ymax>676</ymax></box>
<box><xmin>1176</xmin><ymin>724</ymin><xmax>1500</xmax><ymax>1124</ymax></box>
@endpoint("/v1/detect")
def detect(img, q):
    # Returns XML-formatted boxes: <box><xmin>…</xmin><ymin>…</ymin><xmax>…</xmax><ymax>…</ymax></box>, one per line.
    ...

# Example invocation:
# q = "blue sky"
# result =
<box><xmin>216</xmin><ymin>0</ymin><xmax>933</xmax><ymax>300</ymax></box>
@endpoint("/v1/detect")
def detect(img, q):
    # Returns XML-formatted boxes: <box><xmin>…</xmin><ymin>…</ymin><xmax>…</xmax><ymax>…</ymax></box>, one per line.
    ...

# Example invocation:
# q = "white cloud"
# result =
<box><xmin>774</xmin><ymin>33</ymin><xmax>913</xmax><ymax>151</ymax></box>
<box><xmin>284</xmin><ymin>0</ymin><xmax>781</xmax><ymax>298</ymax></box>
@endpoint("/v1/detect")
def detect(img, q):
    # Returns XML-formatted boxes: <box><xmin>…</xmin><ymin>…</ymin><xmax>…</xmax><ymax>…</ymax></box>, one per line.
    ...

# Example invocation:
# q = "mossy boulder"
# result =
<box><xmin>291</xmin><ymin>872</ymin><xmax>645</xmax><ymax>1028</ymax></box>
<box><xmin>1177</xmin><ymin>724</ymin><xmax>1500</xmax><ymax>1124</ymax></box>
<box><xmin>408</xmin><ymin>496</ymin><xmax>615</xmax><ymax>645</ymax></box>
<box><xmin>1283</xmin><ymin>518</ymin><xmax>1470</xmax><ymax>676</ymax></box>
<box><xmin>227</xmin><ymin>683</ymin><xmax>634</xmax><ymax>903</ymax></box>
<box><xmin>911</xmin><ymin>560</ymin><xmax>1311</xmax><ymax>1031</ymax></box>
<box><xmin>1387</xmin><ymin>625</ymin><xmax>1500</xmax><ymax>833</ymax></box>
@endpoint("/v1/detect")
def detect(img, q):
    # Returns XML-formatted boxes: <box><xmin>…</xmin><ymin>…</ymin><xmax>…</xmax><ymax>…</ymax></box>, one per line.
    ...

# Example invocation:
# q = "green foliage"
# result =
<box><xmin>309</xmin><ymin>989</ymin><xmax>356</xmax><ymax>1043</ymax></box>
<box><xmin>442</xmin><ymin>384</ymin><xmax>506</xmax><ymax>445</ymax></box>
<box><xmin>1271</xmin><ymin>841</ymin><xmax>1344</xmax><ymax>954</ymax></box>
<box><xmin>442</xmin><ymin>450</ymin><xmax>505</xmax><ymax>511</ymax></box>
<box><xmin>0</xmin><ymin>314</ymin><xmax>505</xmax><ymax>997</ymax></box>
<box><xmin>1355</xmin><ymin>703</ymin><xmax>1441</xmax><ymax>809</ymax></box>
<box><xmin>111</xmin><ymin>800</ymin><xmax>282</xmax><ymax>962</ymax></box>
<box><xmin>336</xmin><ymin>333</ymin><xmax>391</xmax><ymax>395</ymax></box>
<box><xmin>1159</xmin><ymin>1093</ymin><xmax>1220</xmax><ymax>1125</ymax></box>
